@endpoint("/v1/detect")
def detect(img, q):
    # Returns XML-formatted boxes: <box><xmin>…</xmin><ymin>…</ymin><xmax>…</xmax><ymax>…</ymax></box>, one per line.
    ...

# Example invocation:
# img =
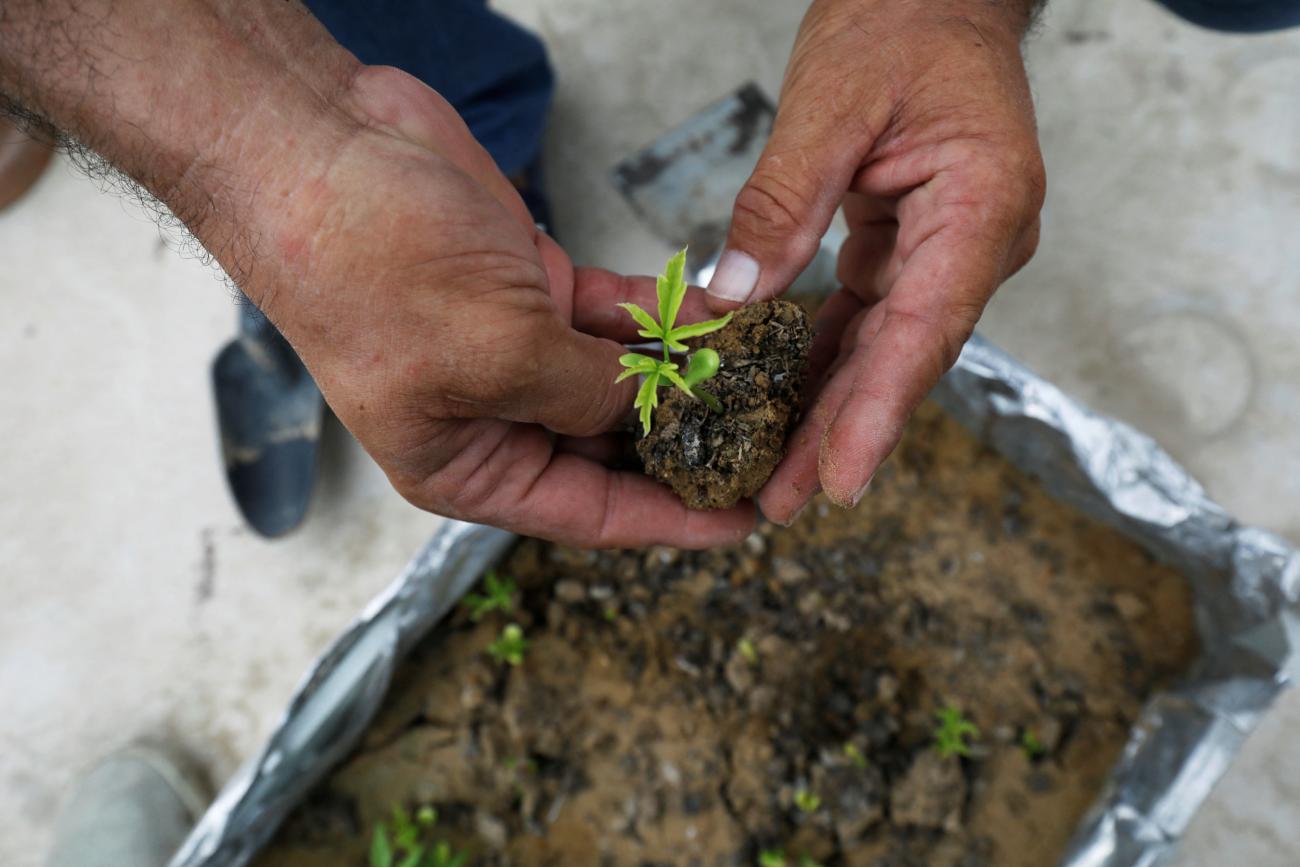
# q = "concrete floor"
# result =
<box><xmin>1</xmin><ymin>0</ymin><xmax>1297</xmax><ymax>864</ymax></box>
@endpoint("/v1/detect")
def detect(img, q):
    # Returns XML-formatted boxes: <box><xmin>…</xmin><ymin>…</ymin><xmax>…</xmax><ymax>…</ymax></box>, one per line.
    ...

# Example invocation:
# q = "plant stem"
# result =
<box><xmin>696</xmin><ymin>389</ymin><xmax>722</xmax><ymax>413</ymax></box>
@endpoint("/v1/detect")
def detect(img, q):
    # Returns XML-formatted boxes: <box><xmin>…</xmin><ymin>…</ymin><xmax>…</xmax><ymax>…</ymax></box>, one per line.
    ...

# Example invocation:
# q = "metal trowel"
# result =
<box><xmin>612</xmin><ymin>82</ymin><xmax>842</xmax><ymax>287</ymax></box>
<box><xmin>211</xmin><ymin>299</ymin><xmax>324</xmax><ymax>538</ymax></box>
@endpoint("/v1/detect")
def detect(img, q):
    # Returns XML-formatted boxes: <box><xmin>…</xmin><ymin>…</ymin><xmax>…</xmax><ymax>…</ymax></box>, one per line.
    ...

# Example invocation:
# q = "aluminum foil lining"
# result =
<box><xmin>170</xmin><ymin>333</ymin><xmax>1300</xmax><ymax>867</ymax></box>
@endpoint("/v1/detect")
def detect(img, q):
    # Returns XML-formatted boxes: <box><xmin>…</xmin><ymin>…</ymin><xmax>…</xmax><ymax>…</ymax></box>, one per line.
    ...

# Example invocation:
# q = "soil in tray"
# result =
<box><xmin>254</xmin><ymin>403</ymin><xmax>1197</xmax><ymax>867</ymax></box>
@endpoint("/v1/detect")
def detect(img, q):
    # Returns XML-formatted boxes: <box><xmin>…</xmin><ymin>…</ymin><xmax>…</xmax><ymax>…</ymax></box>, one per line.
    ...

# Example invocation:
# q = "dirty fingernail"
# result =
<box><xmin>707</xmin><ymin>250</ymin><xmax>761</xmax><ymax>303</ymax></box>
<box><xmin>851</xmin><ymin>477</ymin><xmax>873</xmax><ymax>508</ymax></box>
<box><xmin>779</xmin><ymin>502</ymin><xmax>808</xmax><ymax>528</ymax></box>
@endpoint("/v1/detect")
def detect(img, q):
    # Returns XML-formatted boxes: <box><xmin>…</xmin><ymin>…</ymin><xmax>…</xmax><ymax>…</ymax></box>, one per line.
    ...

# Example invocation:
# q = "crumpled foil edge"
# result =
<box><xmin>170</xmin><ymin>333</ymin><xmax>1300</xmax><ymax>867</ymax></box>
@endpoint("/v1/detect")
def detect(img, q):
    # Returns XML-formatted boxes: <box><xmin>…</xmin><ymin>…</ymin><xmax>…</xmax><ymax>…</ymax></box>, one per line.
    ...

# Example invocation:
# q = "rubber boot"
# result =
<box><xmin>45</xmin><ymin>745</ymin><xmax>210</xmax><ymax>867</ymax></box>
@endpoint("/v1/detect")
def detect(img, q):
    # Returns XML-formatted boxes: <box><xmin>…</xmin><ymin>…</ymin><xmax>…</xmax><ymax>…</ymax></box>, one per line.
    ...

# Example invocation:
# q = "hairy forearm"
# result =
<box><xmin>0</xmin><ymin>0</ymin><xmax>361</xmax><ymax>285</ymax></box>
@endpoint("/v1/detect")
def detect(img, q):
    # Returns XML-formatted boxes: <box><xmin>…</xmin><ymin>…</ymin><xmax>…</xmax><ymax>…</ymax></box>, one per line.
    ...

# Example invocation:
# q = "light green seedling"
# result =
<box><xmin>616</xmin><ymin>248</ymin><xmax>733</xmax><ymax>435</ymax></box>
<box><xmin>793</xmin><ymin>787</ymin><xmax>821</xmax><ymax>814</ymax></box>
<box><xmin>487</xmin><ymin>623</ymin><xmax>529</xmax><ymax>666</ymax></box>
<box><xmin>369</xmin><ymin>803</ymin><xmax>467</xmax><ymax>867</ymax></box>
<box><xmin>463</xmin><ymin>570</ymin><xmax>516</xmax><ymax>622</ymax></box>
<box><xmin>934</xmin><ymin>705</ymin><xmax>980</xmax><ymax>759</ymax></box>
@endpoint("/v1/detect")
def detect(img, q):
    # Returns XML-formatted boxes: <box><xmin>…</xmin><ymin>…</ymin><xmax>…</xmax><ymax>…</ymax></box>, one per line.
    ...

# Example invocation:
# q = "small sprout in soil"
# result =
<box><xmin>487</xmin><ymin>623</ymin><xmax>529</xmax><ymax>666</ymax></box>
<box><xmin>603</xmin><ymin>605</ymin><xmax>619</xmax><ymax>622</ymax></box>
<box><xmin>616</xmin><ymin>247</ymin><xmax>734</xmax><ymax>435</ymax></box>
<box><xmin>1021</xmin><ymin>729</ymin><xmax>1046</xmax><ymax>760</ymax></box>
<box><xmin>503</xmin><ymin>755</ymin><xmax>538</xmax><ymax>774</ymax></box>
<box><xmin>737</xmin><ymin>637</ymin><xmax>759</xmax><ymax>665</ymax></box>
<box><xmin>793</xmin><ymin>787</ymin><xmax>822</xmax><ymax>814</ymax></box>
<box><xmin>369</xmin><ymin>803</ymin><xmax>466</xmax><ymax>867</ymax></box>
<box><xmin>934</xmin><ymin>705</ymin><xmax>980</xmax><ymax>759</ymax></box>
<box><xmin>843</xmin><ymin>742</ymin><xmax>868</xmax><ymax>769</ymax></box>
<box><xmin>757</xmin><ymin>849</ymin><xmax>821</xmax><ymax>867</ymax></box>
<box><xmin>463</xmin><ymin>570</ymin><xmax>516</xmax><ymax>622</ymax></box>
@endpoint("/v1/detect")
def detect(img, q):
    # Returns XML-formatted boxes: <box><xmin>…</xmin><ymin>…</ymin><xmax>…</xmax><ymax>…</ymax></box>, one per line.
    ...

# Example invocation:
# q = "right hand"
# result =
<box><xmin>240</xmin><ymin>66</ymin><xmax>754</xmax><ymax>548</ymax></box>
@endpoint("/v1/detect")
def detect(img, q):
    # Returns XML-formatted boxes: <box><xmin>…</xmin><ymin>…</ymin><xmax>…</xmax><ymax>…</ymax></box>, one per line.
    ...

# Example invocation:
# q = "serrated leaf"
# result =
<box><xmin>636</xmin><ymin>371</ymin><xmax>661</xmax><ymax>436</ymax></box>
<box><xmin>666</xmin><ymin>310</ymin><xmax>733</xmax><ymax>344</ymax></box>
<box><xmin>371</xmin><ymin>824</ymin><xmax>393</xmax><ymax>867</ymax></box>
<box><xmin>657</xmin><ymin>248</ymin><xmax>689</xmax><ymax>334</ymax></box>
<box><xmin>619</xmin><ymin>352</ymin><xmax>656</xmax><ymax>368</ymax></box>
<box><xmin>659</xmin><ymin>366</ymin><xmax>695</xmax><ymax>397</ymax></box>
<box><xmin>617</xmin><ymin>302</ymin><xmax>662</xmax><ymax>339</ymax></box>
<box><xmin>614</xmin><ymin>367</ymin><xmax>645</xmax><ymax>383</ymax></box>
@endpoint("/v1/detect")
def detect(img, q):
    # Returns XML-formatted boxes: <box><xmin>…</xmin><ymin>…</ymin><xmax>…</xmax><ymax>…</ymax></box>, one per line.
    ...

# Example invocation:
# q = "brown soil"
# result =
<box><xmin>637</xmin><ymin>300</ymin><xmax>812</xmax><ymax>510</ymax></box>
<box><xmin>254</xmin><ymin>403</ymin><xmax>1197</xmax><ymax>867</ymax></box>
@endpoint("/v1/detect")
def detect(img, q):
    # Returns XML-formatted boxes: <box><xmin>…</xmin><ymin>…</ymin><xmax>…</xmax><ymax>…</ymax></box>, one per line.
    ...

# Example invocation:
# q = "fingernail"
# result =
<box><xmin>781</xmin><ymin>502</ymin><xmax>809</xmax><ymax>527</ymax></box>
<box><xmin>707</xmin><ymin>250</ymin><xmax>761</xmax><ymax>303</ymax></box>
<box><xmin>850</xmin><ymin>476</ymin><xmax>873</xmax><ymax>508</ymax></box>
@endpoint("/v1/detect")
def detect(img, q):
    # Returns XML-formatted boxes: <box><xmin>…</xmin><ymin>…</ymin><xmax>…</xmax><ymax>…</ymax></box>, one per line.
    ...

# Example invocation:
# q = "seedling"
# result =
<box><xmin>933</xmin><ymin>705</ymin><xmax>979</xmax><ymax>758</ymax></box>
<box><xmin>616</xmin><ymin>248</ymin><xmax>734</xmax><ymax>434</ymax></box>
<box><xmin>843</xmin><ymin>742</ymin><xmax>868</xmax><ymax>770</ymax></box>
<box><xmin>737</xmin><ymin>637</ymin><xmax>759</xmax><ymax>665</ymax></box>
<box><xmin>1021</xmin><ymin>729</ymin><xmax>1045</xmax><ymax>759</ymax></box>
<box><xmin>487</xmin><ymin>623</ymin><xmax>529</xmax><ymax>666</ymax></box>
<box><xmin>757</xmin><ymin>849</ymin><xmax>822</xmax><ymax>867</ymax></box>
<box><xmin>463</xmin><ymin>570</ymin><xmax>516</xmax><ymax>622</ymax></box>
<box><xmin>793</xmin><ymin>787</ymin><xmax>821</xmax><ymax>814</ymax></box>
<box><xmin>369</xmin><ymin>803</ymin><xmax>467</xmax><ymax>867</ymax></box>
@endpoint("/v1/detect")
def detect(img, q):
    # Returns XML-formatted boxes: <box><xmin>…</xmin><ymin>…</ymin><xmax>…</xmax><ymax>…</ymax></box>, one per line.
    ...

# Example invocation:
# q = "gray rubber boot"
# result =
<box><xmin>46</xmin><ymin>746</ymin><xmax>209</xmax><ymax>867</ymax></box>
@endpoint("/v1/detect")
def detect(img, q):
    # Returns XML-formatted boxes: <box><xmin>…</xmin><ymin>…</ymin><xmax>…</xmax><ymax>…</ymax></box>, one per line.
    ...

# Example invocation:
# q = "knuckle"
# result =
<box><xmin>732</xmin><ymin>164</ymin><xmax>822</xmax><ymax>250</ymax></box>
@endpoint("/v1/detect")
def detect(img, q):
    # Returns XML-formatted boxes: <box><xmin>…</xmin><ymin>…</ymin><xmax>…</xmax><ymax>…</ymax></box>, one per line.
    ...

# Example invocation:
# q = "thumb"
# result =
<box><xmin>706</xmin><ymin>111</ymin><xmax>861</xmax><ymax>312</ymax></box>
<box><xmin>508</xmin><ymin>323</ymin><xmax>637</xmax><ymax>438</ymax></box>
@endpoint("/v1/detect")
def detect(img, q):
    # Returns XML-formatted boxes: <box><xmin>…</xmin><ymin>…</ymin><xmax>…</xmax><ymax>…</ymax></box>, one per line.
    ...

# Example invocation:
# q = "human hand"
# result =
<box><xmin>706</xmin><ymin>0</ymin><xmax>1046</xmax><ymax>522</ymax></box>
<box><xmin>244</xmin><ymin>67</ymin><xmax>755</xmax><ymax>547</ymax></box>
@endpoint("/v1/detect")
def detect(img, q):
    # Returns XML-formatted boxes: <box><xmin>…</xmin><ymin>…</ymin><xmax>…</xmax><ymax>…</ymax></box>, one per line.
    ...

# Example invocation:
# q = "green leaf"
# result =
<box><xmin>682</xmin><ymin>348</ymin><xmax>721</xmax><ymax>388</ymax></box>
<box><xmin>666</xmin><ymin>310</ymin><xmax>733</xmax><ymax>344</ymax></box>
<box><xmin>396</xmin><ymin>849</ymin><xmax>424</xmax><ymax>867</ymax></box>
<box><xmin>659</xmin><ymin>366</ymin><xmax>695</xmax><ymax>397</ymax></box>
<box><xmin>617</xmin><ymin>302</ymin><xmax>662</xmax><ymax>339</ymax></box>
<box><xmin>619</xmin><ymin>352</ymin><xmax>656</xmax><ymax>368</ymax></box>
<box><xmin>656</xmin><ymin>247</ymin><xmax>689</xmax><ymax>334</ymax></box>
<box><xmin>370</xmin><ymin>824</ymin><xmax>393</xmax><ymax>867</ymax></box>
<box><xmin>635</xmin><ymin>370</ymin><xmax>661</xmax><ymax>436</ymax></box>
<box><xmin>616</xmin><ymin>354</ymin><xmax>659</xmax><ymax>384</ymax></box>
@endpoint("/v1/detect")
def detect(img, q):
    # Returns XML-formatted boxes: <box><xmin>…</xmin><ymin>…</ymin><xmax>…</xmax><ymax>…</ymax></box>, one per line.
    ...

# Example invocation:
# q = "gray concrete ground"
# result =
<box><xmin>1</xmin><ymin>0</ymin><xmax>1297</xmax><ymax>864</ymax></box>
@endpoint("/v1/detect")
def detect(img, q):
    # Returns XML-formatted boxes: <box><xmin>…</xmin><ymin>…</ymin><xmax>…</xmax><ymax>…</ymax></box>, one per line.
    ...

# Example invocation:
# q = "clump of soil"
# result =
<box><xmin>638</xmin><ymin>300</ymin><xmax>812</xmax><ymax>510</ymax></box>
<box><xmin>254</xmin><ymin>403</ymin><xmax>1198</xmax><ymax>867</ymax></box>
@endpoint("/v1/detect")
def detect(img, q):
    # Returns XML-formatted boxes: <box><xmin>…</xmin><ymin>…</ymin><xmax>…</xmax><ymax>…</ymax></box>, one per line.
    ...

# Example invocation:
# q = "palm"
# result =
<box><xmin>268</xmin><ymin>66</ymin><xmax>753</xmax><ymax>547</ymax></box>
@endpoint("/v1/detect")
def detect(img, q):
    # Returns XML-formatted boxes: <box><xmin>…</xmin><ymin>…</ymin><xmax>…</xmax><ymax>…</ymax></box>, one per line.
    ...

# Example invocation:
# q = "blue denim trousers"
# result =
<box><xmin>304</xmin><ymin>0</ymin><xmax>553</xmax><ymax>180</ymax></box>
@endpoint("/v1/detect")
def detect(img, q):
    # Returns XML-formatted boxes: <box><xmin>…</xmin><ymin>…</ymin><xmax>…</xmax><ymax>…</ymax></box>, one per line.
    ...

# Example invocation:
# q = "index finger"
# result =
<box><xmin>816</xmin><ymin>219</ymin><xmax>1027</xmax><ymax>508</ymax></box>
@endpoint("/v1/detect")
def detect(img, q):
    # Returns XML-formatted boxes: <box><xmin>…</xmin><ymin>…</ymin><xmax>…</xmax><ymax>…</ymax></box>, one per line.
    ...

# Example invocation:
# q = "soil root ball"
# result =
<box><xmin>637</xmin><ymin>299</ymin><xmax>812</xmax><ymax>509</ymax></box>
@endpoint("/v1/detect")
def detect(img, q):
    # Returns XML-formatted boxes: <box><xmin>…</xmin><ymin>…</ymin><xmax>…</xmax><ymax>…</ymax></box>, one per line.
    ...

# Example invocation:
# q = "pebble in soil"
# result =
<box><xmin>637</xmin><ymin>299</ymin><xmax>812</xmax><ymax>510</ymax></box>
<box><xmin>253</xmin><ymin>403</ymin><xmax>1198</xmax><ymax>867</ymax></box>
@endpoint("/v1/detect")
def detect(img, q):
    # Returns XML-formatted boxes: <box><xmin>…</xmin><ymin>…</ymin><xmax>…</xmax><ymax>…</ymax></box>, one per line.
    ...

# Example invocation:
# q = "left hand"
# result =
<box><xmin>705</xmin><ymin>0</ymin><xmax>1046</xmax><ymax>522</ymax></box>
